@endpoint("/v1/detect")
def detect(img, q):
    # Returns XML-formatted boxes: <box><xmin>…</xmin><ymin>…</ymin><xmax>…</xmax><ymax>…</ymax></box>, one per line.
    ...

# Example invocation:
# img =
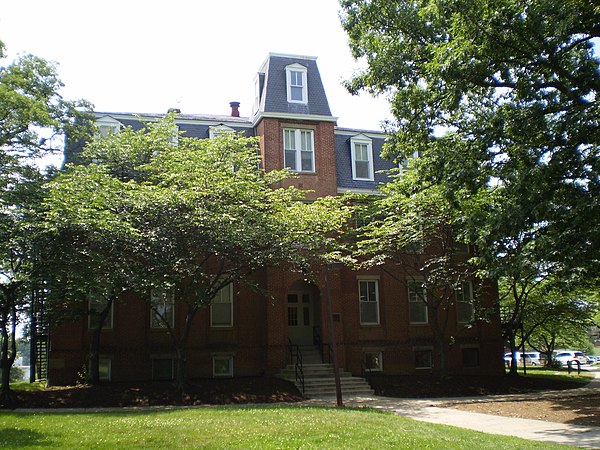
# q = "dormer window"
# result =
<box><xmin>209</xmin><ymin>124</ymin><xmax>234</xmax><ymax>139</ymax></box>
<box><xmin>285</xmin><ymin>64</ymin><xmax>308</xmax><ymax>104</ymax></box>
<box><xmin>351</xmin><ymin>135</ymin><xmax>374</xmax><ymax>181</ymax></box>
<box><xmin>96</xmin><ymin>116</ymin><xmax>122</xmax><ymax>138</ymax></box>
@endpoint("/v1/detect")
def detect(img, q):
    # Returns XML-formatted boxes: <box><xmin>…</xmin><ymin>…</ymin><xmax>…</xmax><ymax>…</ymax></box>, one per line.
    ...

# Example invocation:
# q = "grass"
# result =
<box><xmin>0</xmin><ymin>406</ymin><xmax>572</xmax><ymax>449</ymax></box>
<box><xmin>509</xmin><ymin>365</ymin><xmax>595</xmax><ymax>383</ymax></box>
<box><xmin>9</xmin><ymin>381</ymin><xmax>46</xmax><ymax>392</ymax></box>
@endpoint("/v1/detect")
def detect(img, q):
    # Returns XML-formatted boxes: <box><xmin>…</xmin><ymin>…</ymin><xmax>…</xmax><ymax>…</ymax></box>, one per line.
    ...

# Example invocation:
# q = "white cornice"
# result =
<box><xmin>252</xmin><ymin>111</ymin><xmax>338</xmax><ymax>126</ymax></box>
<box><xmin>93</xmin><ymin>112</ymin><xmax>254</xmax><ymax>128</ymax></box>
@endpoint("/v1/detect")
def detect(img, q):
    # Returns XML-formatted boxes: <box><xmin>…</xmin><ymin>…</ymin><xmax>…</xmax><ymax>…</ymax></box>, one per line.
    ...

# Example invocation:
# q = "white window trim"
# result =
<box><xmin>408</xmin><ymin>280</ymin><xmax>428</xmax><ymax>325</ymax></box>
<box><xmin>285</xmin><ymin>63</ymin><xmax>308</xmax><ymax>104</ymax></box>
<box><xmin>351</xmin><ymin>135</ymin><xmax>374</xmax><ymax>181</ymax></box>
<box><xmin>456</xmin><ymin>281</ymin><xmax>474</xmax><ymax>324</ymax></box>
<box><xmin>96</xmin><ymin>116</ymin><xmax>122</xmax><ymax>138</ymax></box>
<box><xmin>99</xmin><ymin>358</ymin><xmax>111</xmax><ymax>381</ymax></box>
<box><xmin>212</xmin><ymin>355</ymin><xmax>234</xmax><ymax>377</ymax></box>
<box><xmin>283</xmin><ymin>128</ymin><xmax>315</xmax><ymax>173</ymax></box>
<box><xmin>210</xmin><ymin>284</ymin><xmax>234</xmax><ymax>328</ymax></box>
<box><xmin>209</xmin><ymin>124</ymin><xmax>235</xmax><ymax>139</ymax></box>
<box><xmin>358</xmin><ymin>279</ymin><xmax>380</xmax><ymax>325</ymax></box>
<box><xmin>150</xmin><ymin>288</ymin><xmax>175</xmax><ymax>329</ymax></box>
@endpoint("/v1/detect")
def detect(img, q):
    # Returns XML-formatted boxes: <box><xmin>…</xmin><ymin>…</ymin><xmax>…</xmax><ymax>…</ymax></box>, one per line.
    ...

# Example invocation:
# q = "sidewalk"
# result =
<box><xmin>307</xmin><ymin>367</ymin><xmax>600</xmax><ymax>449</ymax></box>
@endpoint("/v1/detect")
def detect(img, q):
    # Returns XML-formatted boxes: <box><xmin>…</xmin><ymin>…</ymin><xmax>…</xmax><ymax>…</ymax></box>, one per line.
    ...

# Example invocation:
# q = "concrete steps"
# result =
<box><xmin>278</xmin><ymin>362</ymin><xmax>374</xmax><ymax>398</ymax></box>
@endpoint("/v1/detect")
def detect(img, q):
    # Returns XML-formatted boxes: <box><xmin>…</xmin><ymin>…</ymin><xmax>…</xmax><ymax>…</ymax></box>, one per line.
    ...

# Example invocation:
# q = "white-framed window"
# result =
<box><xmin>408</xmin><ymin>280</ymin><xmax>428</xmax><ymax>324</ymax></box>
<box><xmin>150</xmin><ymin>288</ymin><xmax>175</xmax><ymax>329</ymax></box>
<box><xmin>99</xmin><ymin>358</ymin><xmax>111</xmax><ymax>381</ymax></box>
<box><xmin>351</xmin><ymin>136</ymin><xmax>374</xmax><ymax>181</ymax></box>
<box><xmin>399</xmin><ymin>150</ymin><xmax>421</xmax><ymax>172</ymax></box>
<box><xmin>209</xmin><ymin>124</ymin><xmax>235</xmax><ymax>139</ymax></box>
<box><xmin>211</xmin><ymin>284</ymin><xmax>233</xmax><ymax>327</ymax></box>
<box><xmin>152</xmin><ymin>358</ymin><xmax>174</xmax><ymax>380</ymax></box>
<box><xmin>253</xmin><ymin>75</ymin><xmax>261</xmax><ymax>113</ymax></box>
<box><xmin>456</xmin><ymin>281</ymin><xmax>474</xmax><ymax>324</ymax></box>
<box><xmin>95</xmin><ymin>116</ymin><xmax>122</xmax><ymax>138</ymax></box>
<box><xmin>414</xmin><ymin>348</ymin><xmax>433</xmax><ymax>369</ymax></box>
<box><xmin>168</xmin><ymin>125</ymin><xmax>179</xmax><ymax>146</ymax></box>
<box><xmin>359</xmin><ymin>279</ymin><xmax>380</xmax><ymax>325</ymax></box>
<box><xmin>283</xmin><ymin>128</ymin><xmax>314</xmax><ymax>172</ymax></box>
<box><xmin>212</xmin><ymin>355</ymin><xmax>233</xmax><ymax>377</ymax></box>
<box><xmin>285</xmin><ymin>63</ymin><xmax>308</xmax><ymax>104</ymax></box>
<box><xmin>88</xmin><ymin>296</ymin><xmax>113</xmax><ymax>330</ymax></box>
<box><xmin>364</xmin><ymin>351</ymin><xmax>383</xmax><ymax>372</ymax></box>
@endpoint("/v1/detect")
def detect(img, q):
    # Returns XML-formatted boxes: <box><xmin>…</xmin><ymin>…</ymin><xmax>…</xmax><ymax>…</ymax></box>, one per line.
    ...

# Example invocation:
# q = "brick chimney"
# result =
<box><xmin>229</xmin><ymin>101</ymin><xmax>240</xmax><ymax>117</ymax></box>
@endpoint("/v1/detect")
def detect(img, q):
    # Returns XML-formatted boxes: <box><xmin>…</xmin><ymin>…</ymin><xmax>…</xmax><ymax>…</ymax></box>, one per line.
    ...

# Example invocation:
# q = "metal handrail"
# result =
<box><xmin>288</xmin><ymin>339</ymin><xmax>305</xmax><ymax>393</ymax></box>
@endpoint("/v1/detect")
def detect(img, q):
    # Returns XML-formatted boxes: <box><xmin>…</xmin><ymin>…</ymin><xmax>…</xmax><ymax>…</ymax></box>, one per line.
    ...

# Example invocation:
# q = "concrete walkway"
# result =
<box><xmin>306</xmin><ymin>367</ymin><xmax>600</xmax><ymax>449</ymax></box>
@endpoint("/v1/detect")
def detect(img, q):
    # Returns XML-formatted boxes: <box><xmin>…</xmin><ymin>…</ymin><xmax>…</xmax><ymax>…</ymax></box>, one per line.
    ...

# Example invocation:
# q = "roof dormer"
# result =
<box><xmin>285</xmin><ymin>63</ymin><xmax>308</xmax><ymax>104</ymax></box>
<box><xmin>252</xmin><ymin>53</ymin><xmax>336</xmax><ymax>124</ymax></box>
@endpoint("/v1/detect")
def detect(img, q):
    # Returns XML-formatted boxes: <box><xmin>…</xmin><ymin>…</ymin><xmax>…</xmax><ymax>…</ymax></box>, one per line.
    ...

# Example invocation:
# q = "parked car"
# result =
<box><xmin>553</xmin><ymin>350</ymin><xmax>587</xmax><ymax>366</ymax></box>
<box><xmin>504</xmin><ymin>351</ymin><xmax>543</xmax><ymax>366</ymax></box>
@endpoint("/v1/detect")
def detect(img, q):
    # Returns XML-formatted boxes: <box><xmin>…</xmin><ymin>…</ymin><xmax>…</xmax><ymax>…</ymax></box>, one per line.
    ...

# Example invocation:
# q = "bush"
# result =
<box><xmin>0</xmin><ymin>365</ymin><xmax>26</xmax><ymax>383</ymax></box>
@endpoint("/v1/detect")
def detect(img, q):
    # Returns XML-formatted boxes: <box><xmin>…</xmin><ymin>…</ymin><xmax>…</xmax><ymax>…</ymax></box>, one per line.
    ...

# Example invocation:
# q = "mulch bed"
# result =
<box><xmin>3</xmin><ymin>373</ymin><xmax>591</xmax><ymax>409</ymax></box>
<box><xmin>366</xmin><ymin>373</ymin><xmax>591</xmax><ymax>398</ymax></box>
<box><xmin>9</xmin><ymin>377</ymin><xmax>303</xmax><ymax>409</ymax></box>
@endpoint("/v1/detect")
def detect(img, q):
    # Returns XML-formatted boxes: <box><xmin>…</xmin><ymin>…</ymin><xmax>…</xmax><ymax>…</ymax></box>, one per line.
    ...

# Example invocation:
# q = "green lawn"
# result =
<box><xmin>509</xmin><ymin>365</ymin><xmax>596</xmax><ymax>383</ymax></box>
<box><xmin>0</xmin><ymin>406</ymin><xmax>571</xmax><ymax>449</ymax></box>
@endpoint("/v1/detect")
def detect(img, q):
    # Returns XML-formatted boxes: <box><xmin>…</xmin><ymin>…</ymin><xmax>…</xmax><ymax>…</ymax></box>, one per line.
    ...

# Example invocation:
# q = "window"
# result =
<box><xmin>283</xmin><ymin>128</ymin><xmax>314</xmax><ymax>172</ymax></box>
<box><xmin>96</xmin><ymin>116</ymin><xmax>121</xmax><ymax>138</ymax></box>
<box><xmin>213</xmin><ymin>355</ymin><xmax>233</xmax><ymax>377</ymax></box>
<box><xmin>99</xmin><ymin>358</ymin><xmax>111</xmax><ymax>381</ymax></box>
<box><xmin>364</xmin><ymin>351</ymin><xmax>383</xmax><ymax>372</ymax></box>
<box><xmin>359</xmin><ymin>280</ymin><xmax>379</xmax><ymax>325</ymax></box>
<box><xmin>88</xmin><ymin>296</ymin><xmax>113</xmax><ymax>330</ymax></box>
<box><xmin>462</xmin><ymin>347</ymin><xmax>480</xmax><ymax>368</ymax></box>
<box><xmin>399</xmin><ymin>150</ymin><xmax>420</xmax><ymax>172</ymax></box>
<box><xmin>456</xmin><ymin>282</ymin><xmax>474</xmax><ymax>323</ymax></box>
<box><xmin>408</xmin><ymin>280</ymin><xmax>428</xmax><ymax>324</ymax></box>
<box><xmin>152</xmin><ymin>358</ymin><xmax>174</xmax><ymax>380</ymax></box>
<box><xmin>285</xmin><ymin>64</ymin><xmax>308</xmax><ymax>104</ymax></box>
<box><xmin>209</xmin><ymin>124</ymin><xmax>234</xmax><ymax>139</ymax></box>
<box><xmin>150</xmin><ymin>288</ymin><xmax>175</xmax><ymax>328</ymax></box>
<box><xmin>414</xmin><ymin>349</ymin><xmax>433</xmax><ymax>369</ymax></box>
<box><xmin>211</xmin><ymin>284</ymin><xmax>233</xmax><ymax>327</ymax></box>
<box><xmin>168</xmin><ymin>125</ymin><xmax>179</xmax><ymax>146</ymax></box>
<box><xmin>351</xmin><ymin>136</ymin><xmax>374</xmax><ymax>181</ymax></box>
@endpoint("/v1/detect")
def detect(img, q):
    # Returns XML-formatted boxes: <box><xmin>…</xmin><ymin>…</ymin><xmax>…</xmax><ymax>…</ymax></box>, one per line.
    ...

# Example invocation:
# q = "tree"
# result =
<box><xmin>523</xmin><ymin>287</ymin><xmax>598</xmax><ymax>363</ymax></box>
<box><xmin>356</xmin><ymin>171</ymin><xmax>483</xmax><ymax>377</ymax></box>
<box><xmin>0</xmin><ymin>39</ymin><xmax>90</xmax><ymax>404</ymax></box>
<box><xmin>341</xmin><ymin>0</ymin><xmax>600</xmax><ymax>374</ymax></box>
<box><xmin>45</xmin><ymin>117</ymin><xmax>351</xmax><ymax>388</ymax></box>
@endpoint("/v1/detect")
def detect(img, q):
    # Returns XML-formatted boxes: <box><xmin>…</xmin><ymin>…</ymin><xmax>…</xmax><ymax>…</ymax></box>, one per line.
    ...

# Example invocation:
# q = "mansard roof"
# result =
<box><xmin>253</xmin><ymin>53</ymin><xmax>335</xmax><ymax>122</ymax></box>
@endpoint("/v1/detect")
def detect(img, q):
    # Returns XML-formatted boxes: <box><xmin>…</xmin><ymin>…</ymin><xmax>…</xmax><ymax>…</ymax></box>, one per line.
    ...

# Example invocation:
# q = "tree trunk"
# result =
<box><xmin>87</xmin><ymin>296</ymin><xmax>114</xmax><ymax>385</ymax></box>
<box><xmin>0</xmin><ymin>300</ymin><xmax>17</xmax><ymax>408</ymax></box>
<box><xmin>507</xmin><ymin>328</ymin><xmax>519</xmax><ymax>376</ymax></box>
<box><xmin>173</xmin><ymin>305</ymin><xmax>198</xmax><ymax>391</ymax></box>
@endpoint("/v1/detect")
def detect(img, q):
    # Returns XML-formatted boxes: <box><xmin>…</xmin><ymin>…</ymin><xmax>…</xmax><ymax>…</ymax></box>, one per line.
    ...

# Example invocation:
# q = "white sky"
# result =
<box><xmin>0</xmin><ymin>0</ymin><xmax>393</xmax><ymax>131</ymax></box>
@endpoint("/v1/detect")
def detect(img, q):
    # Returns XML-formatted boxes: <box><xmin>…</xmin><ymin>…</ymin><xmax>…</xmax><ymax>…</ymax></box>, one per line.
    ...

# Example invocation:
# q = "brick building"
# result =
<box><xmin>47</xmin><ymin>53</ymin><xmax>504</xmax><ymax>386</ymax></box>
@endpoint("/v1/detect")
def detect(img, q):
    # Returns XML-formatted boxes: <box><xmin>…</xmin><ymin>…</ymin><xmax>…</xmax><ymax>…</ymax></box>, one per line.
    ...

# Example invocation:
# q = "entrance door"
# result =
<box><xmin>287</xmin><ymin>292</ymin><xmax>313</xmax><ymax>345</ymax></box>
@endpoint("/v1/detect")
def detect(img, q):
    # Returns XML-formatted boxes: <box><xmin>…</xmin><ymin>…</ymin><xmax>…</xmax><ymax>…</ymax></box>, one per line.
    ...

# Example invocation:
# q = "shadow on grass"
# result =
<box><xmin>0</xmin><ymin>428</ymin><xmax>49</xmax><ymax>447</ymax></box>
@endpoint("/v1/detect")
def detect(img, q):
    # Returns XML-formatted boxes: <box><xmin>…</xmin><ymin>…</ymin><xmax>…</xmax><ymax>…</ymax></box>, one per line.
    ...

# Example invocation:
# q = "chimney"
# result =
<box><xmin>229</xmin><ymin>101</ymin><xmax>240</xmax><ymax>117</ymax></box>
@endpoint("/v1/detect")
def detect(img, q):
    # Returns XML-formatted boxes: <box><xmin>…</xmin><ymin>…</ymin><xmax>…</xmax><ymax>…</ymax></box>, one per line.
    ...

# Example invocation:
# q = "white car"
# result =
<box><xmin>554</xmin><ymin>351</ymin><xmax>587</xmax><ymax>366</ymax></box>
<box><xmin>504</xmin><ymin>351</ymin><xmax>542</xmax><ymax>366</ymax></box>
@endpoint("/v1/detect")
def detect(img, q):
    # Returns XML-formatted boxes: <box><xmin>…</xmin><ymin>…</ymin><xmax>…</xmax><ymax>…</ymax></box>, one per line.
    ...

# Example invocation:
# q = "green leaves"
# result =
<box><xmin>46</xmin><ymin>116</ymin><xmax>350</xmax><ymax>308</ymax></box>
<box><xmin>341</xmin><ymin>0</ymin><xmax>600</xmax><ymax>281</ymax></box>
